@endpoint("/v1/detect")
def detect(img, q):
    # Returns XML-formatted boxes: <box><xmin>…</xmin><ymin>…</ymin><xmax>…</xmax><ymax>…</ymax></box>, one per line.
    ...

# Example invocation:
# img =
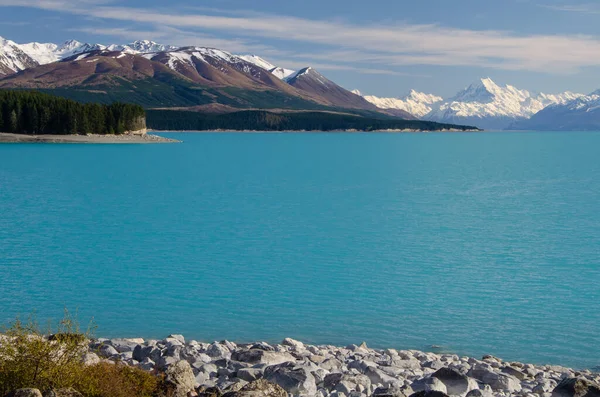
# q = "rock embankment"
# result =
<box><xmin>83</xmin><ymin>336</ymin><xmax>600</xmax><ymax>397</ymax></box>
<box><xmin>0</xmin><ymin>132</ymin><xmax>179</xmax><ymax>143</ymax></box>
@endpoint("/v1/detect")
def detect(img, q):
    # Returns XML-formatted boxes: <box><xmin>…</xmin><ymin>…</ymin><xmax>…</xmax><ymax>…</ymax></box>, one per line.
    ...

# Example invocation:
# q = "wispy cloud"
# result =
<box><xmin>3</xmin><ymin>0</ymin><xmax>600</xmax><ymax>74</ymax></box>
<box><xmin>539</xmin><ymin>2</ymin><xmax>600</xmax><ymax>14</ymax></box>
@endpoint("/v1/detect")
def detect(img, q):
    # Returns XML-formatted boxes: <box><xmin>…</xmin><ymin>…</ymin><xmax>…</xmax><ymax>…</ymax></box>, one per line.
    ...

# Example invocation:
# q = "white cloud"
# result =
<box><xmin>3</xmin><ymin>0</ymin><xmax>600</xmax><ymax>73</ymax></box>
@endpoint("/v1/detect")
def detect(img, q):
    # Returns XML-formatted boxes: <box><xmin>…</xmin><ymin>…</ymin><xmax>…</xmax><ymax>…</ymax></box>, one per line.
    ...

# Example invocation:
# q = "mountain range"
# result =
<box><xmin>0</xmin><ymin>35</ymin><xmax>597</xmax><ymax>130</ymax></box>
<box><xmin>0</xmin><ymin>36</ymin><xmax>420</xmax><ymax>121</ymax></box>
<box><xmin>356</xmin><ymin>78</ymin><xmax>584</xmax><ymax>130</ymax></box>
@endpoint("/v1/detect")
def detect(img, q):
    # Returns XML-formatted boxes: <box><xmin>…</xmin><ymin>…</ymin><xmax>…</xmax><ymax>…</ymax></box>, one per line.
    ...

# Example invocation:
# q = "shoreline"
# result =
<box><xmin>149</xmin><ymin>128</ymin><xmax>483</xmax><ymax>133</ymax></box>
<box><xmin>0</xmin><ymin>132</ymin><xmax>181</xmax><ymax>144</ymax></box>
<box><xmin>84</xmin><ymin>336</ymin><xmax>600</xmax><ymax>397</ymax></box>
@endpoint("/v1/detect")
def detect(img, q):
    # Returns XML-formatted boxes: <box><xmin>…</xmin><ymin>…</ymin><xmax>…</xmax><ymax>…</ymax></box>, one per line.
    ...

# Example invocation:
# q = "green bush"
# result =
<box><xmin>0</xmin><ymin>311</ymin><xmax>161</xmax><ymax>397</ymax></box>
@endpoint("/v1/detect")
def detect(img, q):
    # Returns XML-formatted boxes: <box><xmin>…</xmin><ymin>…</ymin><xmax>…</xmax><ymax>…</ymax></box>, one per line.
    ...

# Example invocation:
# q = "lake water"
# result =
<box><xmin>1</xmin><ymin>131</ymin><xmax>599</xmax><ymax>369</ymax></box>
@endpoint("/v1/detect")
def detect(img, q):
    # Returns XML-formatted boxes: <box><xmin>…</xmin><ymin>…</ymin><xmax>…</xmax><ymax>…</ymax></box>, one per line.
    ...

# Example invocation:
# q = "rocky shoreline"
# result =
<box><xmin>82</xmin><ymin>336</ymin><xmax>599</xmax><ymax>397</ymax></box>
<box><xmin>0</xmin><ymin>132</ymin><xmax>180</xmax><ymax>143</ymax></box>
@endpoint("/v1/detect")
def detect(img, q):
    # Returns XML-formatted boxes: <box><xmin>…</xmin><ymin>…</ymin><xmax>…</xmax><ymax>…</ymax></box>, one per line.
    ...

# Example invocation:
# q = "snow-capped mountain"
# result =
<box><xmin>0</xmin><ymin>37</ymin><xmax>179</xmax><ymax>75</ymax></box>
<box><xmin>144</xmin><ymin>47</ymin><xmax>293</xmax><ymax>87</ymax></box>
<box><xmin>509</xmin><ymin>90</ymin><xmax>600</xmax><ymax>130</ymax></box>
<box><xmin>239</xmin><ymin>55</ymin><xmax>295</xmax><ymax>79</ymax></box>
<box><xmin>19</xmin><ymin>40</ymin><xmax>106</xmax><ymax>65</ymax></box>
<box><xmin>426</xmin><ymin>78</ymin><xmax>583</xmax><ymax>129</ymax></box>
<box><xmin>0</xmin><ymin>36</ymin><xmax>39</xmax><ymax>75</ymax></box>
<box><xmin>354</xmin><ymin>89</ymin><xmax>443</xmax><ymax>118</ymax></box>
<box><xmin>285</xmin><ymin>67</ymin><xmax>413</xmax><ymax>116</ymax></box>
<box><xmin>353</xmin><ymin>78</ymin><xmax>582</xmax><ymax>128</ymax></box>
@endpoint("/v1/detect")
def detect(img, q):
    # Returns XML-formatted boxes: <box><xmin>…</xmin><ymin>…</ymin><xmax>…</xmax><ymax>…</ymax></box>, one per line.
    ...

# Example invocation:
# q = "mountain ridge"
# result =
<box><xmin>356</xmin><ymin>78</ymin><xmax>584</xmax><ymax>129</ymax></box>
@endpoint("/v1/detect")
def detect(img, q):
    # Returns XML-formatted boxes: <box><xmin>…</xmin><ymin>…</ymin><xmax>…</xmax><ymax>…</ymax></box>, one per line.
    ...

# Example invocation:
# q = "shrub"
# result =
<box><xmin>0</xmin><ymin>311</ymin><xmax>161</xmax><ymax>397</ymax></box>
<box><xmin>74</xmin><ymin>363</ymin><xmax>159</xmax><ymax>397</ymax></box>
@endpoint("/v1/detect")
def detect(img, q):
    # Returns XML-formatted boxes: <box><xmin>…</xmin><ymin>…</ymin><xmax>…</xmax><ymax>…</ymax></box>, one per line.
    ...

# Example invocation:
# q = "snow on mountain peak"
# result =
<box><xmin>356</xmin><ymin>89</ymin><xmax>443</xmax><ymax>118</ymax></box>
<box><xmin>432</xmin><ymin>78</ymin><xmax>584</xmax><ymax>121</ymax></box>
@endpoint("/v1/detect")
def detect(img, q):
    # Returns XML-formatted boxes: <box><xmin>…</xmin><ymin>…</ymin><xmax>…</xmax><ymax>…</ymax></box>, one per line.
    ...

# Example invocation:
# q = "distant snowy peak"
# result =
<box><xmin>431</xmin><ymin>77</ymin><xmax>584</xmax><ymax>120</ymax></box>
<box><xmin>127</xmin><ymin>40</ymin><xmax>178</xmax><ymax>53</ymax></box>
<box><xmin>355</xmin><ymin>89</ymin><xmax>443</xmax><ymax>118</ymax></box>
<box><xmin>0</xmin><ymin>36</ymin><xmax>39</xmax><ymax>75</ymax></box>
<box><xmin>1</xmin><ymin>37</ymin><xmax>176</xmax><ymax>74</ymax></box>
<box><xmin>238</xmin><ymin>54</ymin><xmax>295</xmax><ymax>80</ymax></box>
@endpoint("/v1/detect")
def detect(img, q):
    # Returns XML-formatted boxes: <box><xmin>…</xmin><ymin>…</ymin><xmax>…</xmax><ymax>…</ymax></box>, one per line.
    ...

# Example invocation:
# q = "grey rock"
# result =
<box><xmin>431</xmin><ymin>367</ymin><xmax>478</xmax><ymax>395</ymax></box>
<box><xmin>502</xmin><ymin>366</ymin><xmax>526</xmax><ymax>381</ymax></box>
<box><xmin>207</xmin><ymin>343</ymin><xmax>231</xmax><ymax>359</ymax></box>
<box><xmin>251</xmin><ymin>342</ymin><xmax>275</xmax><ymax>351</ymax></box>
<box><xmin>409</xmin><ymin>392</ymin><xmax>450</xmax><ymax>397</ymax></box>
<box><xmin>282</xmin><ymin>338</ymin><xmax>306</xmax><ymax>351</ymax></box>
<box><xmin>221</xmin><ymin>379</ymin><xmax>287</xmax><ymax>397</ymax></box>
<box><xmin>372</xmin><ymin>384</ymin><xmax>413</xmax><ymax>397</ymax></box>
<box><xmin>133</xmin><ymin>344</ymin><xmax>162</xmax><ymax>362</ymax></box>
<box><xmin>264</xmin><ymin>362</ymin><xmax>317</xmax><ymax>396</ymax></box>
<box><xmin>321</xmin><ymin>358</ymin><xmax>344</xmax><ymax>372</ymax></box>
<box><xmin>164</xmin><ymin>360</ymin><xmax>196</xmax><ymax>397</ymax></box>
<box><xmin>139</xmin><ymin>357</ymin><xmax>155</xmax><ymax>371</ymax></box>
<box><xmin>8</xmin><ymin>390</ymin><xmax>43</xmax><ymax>397</ymax></box>
<box><xmin>98</xmin><ymin>344</ymin><xmax>119</xmax><ymax>358</ymax></box>
<box><xmin>231</xmin><ymin>349</ymin><xmax>295</xmax><ymax>366</ymax></box>
<box><xmin>465</xmin><ymin>390</ymin><xmax>490</xmax><ymax>397</ymax></box>
<box><xmin>411</xmin><ymin>378</ymin><xmax>447</xmax><ymax>394</ymax></box>
<box><xmin>364</xmin><ymin>366</ymin><xmax>400</xmax><ymax>387</ymax></box>
<box><xmin>237</xmin><ymin>368</ymin><xmax>264</xmax><ymax>382</ymax></box>
<box><xmin>107</xmin><ymin>338</ymin><xmax>139</xmax><ymax>353</ymax></box>
<box><xmin>81</xmin><ymin>352</ymin><xmax>100</xmax><ymax>366</ymax></box>
<box><xmin>168</xmin><ymin>334</ymin><xmax>186</xmax><ymax>344</ymax></box>
<box><xmin>552</xmin><ymin>378</ymin><xmax>600</xmax><ymax>397</ymax></box>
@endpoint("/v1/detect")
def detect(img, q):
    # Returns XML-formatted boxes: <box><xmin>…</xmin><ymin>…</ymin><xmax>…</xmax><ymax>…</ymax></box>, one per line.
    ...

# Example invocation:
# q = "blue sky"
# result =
<box><xmin>1</xmin><ymin>0</ymin><xmax>600</xmax><ymax>97</ymax></box>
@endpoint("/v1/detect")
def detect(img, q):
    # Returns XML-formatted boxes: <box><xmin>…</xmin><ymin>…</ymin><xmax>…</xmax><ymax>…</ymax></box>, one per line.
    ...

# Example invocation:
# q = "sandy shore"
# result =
<box><xmin>0</xmin><ymin>132</ymin><xmax>180</xmax><ymax>144</ymax></box>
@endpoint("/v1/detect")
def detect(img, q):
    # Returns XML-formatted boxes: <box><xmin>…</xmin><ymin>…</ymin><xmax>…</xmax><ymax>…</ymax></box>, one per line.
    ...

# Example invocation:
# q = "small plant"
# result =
<box><xmin>0</xmin><ymin>310</ymin><xmax>161</xmax><ymax>397</ymax></box>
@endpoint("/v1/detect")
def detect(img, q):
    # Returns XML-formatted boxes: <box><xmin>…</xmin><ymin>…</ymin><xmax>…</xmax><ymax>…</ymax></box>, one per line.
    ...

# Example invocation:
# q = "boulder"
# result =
<box><xmin>207</xmin><ymin>343</ymin><xmax>231</xmax><ymax>359</ymax></box>
<box><xmin>409</xmin><ymin>392</ymin><xmax>450</xmax><ymax>397</ymax></box>
<box><xmin>465</xmin><ymin>390</ymin><xmax>491</xmax><ymax>397</ymax></box>
<box><xmin>372</xmin><ymin>385</ymin><xmax>413</xmax><ymax>397</ymax></box>
<box><xmin>98</xmin><ymin>344</ymin><xmax>119</xmax><ymax>358</ymax></box>
<box><xmin>81</xmin><ymin>352</ymin><xmax>101</xmax><ymax>366</ymax></box>
<box><xmin>324</xmin><ymin>373</ymin><xmax>372</xmax><ymax>393</ymax></box>
<box><xmin>552</xmin><ymin>378</ymin><xmax>600</xmax><ymax>397</ymax></box>
<box><xmin>8</xmin><ymin>390</ymin><xmax>43</xmax><ymax>397</ymax></box>
<box><xmin>468</xmin><ymin>368</ymin><xmax>521</xmax><ymax>393</ymax></box>
<box><xmin>222</xmin><ymin>379</ymin><xmax>287</xmax><ymax>397</ymax></box>
<box><xmin>502</xmin><ymin>366</ymin><xmax>526</xmax><ymax>381</ymax></box>
<box><xmin>411</xmin><ymin>378</ymin><xmax>448</xmax><ymax>394</ymax></box>
<box><xmin>133</xmin><ymin>344</ymin><xmax>162</xmax><ymax>362</ymax></box>
<box><xmin>107</xmin><ymin>338</ymin><xmax>140</xmax><ymax>353</ymax></box>
<box><xmin>168</xmin><ymin>334</ymin><xmax>186</xmax><ymax>344</ymax></box>
<box><xmin>237</xmin><ymin>368</ymin><xmax>264</xmax><ymax>382</ymax></box>
<box><xmin>164</xmin><ymin>360</ymin><xmax>197</xmax><ymax>397</ymax></box>
<box><xmin>231</xmin><ymin>349</ymin><xmax>295</xmax><ymax>366</ymax></box>
<box><xmin>282</xmin><ymin>338</ymin><xmax>306</xmax><ymax>351</ymax></box>
<box><xmin>431</xmin><ymin>368</ymin><xmax>478</xmax><ymax>395</ymax></box>
<box><xmin>264</xmin><ymin>362</ymin><xmax>317</xmax><ymax>396</ymax></box>
<box><xmin>364</xmin><ymin>366</ymin><xmax>401</xmax><ymax>387</ymax></box>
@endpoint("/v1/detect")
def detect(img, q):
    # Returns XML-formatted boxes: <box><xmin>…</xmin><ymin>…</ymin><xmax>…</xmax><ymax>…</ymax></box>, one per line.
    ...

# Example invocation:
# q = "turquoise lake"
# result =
<box><xmin>1</xmin><ymin>131</ymin><xmax>599</xmax><ymax>369</ymax></box>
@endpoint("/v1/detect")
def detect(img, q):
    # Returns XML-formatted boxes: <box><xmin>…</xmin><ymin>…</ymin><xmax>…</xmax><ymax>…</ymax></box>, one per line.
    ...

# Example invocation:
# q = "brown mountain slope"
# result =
<box><xmin>286</xmin><ymin>67</ymin><xmax>415</xmax><ymax>119</ymax></box>
<box><xmin>0</xmin><ymin>49</ymin><xmax>415</xmax><ymax>118</ymax></box>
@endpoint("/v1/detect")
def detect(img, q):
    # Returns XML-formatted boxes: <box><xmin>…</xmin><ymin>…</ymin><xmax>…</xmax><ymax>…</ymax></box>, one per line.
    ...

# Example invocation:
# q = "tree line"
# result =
<box><xmin>0</xmin><ymin>90</ymin><xmax>146</xmax><ymax>135</ymax></box>
<box><xmin>146</xmin><ymin>109</ymin><xmax>478</xmax><ymax>132</ymax></box>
